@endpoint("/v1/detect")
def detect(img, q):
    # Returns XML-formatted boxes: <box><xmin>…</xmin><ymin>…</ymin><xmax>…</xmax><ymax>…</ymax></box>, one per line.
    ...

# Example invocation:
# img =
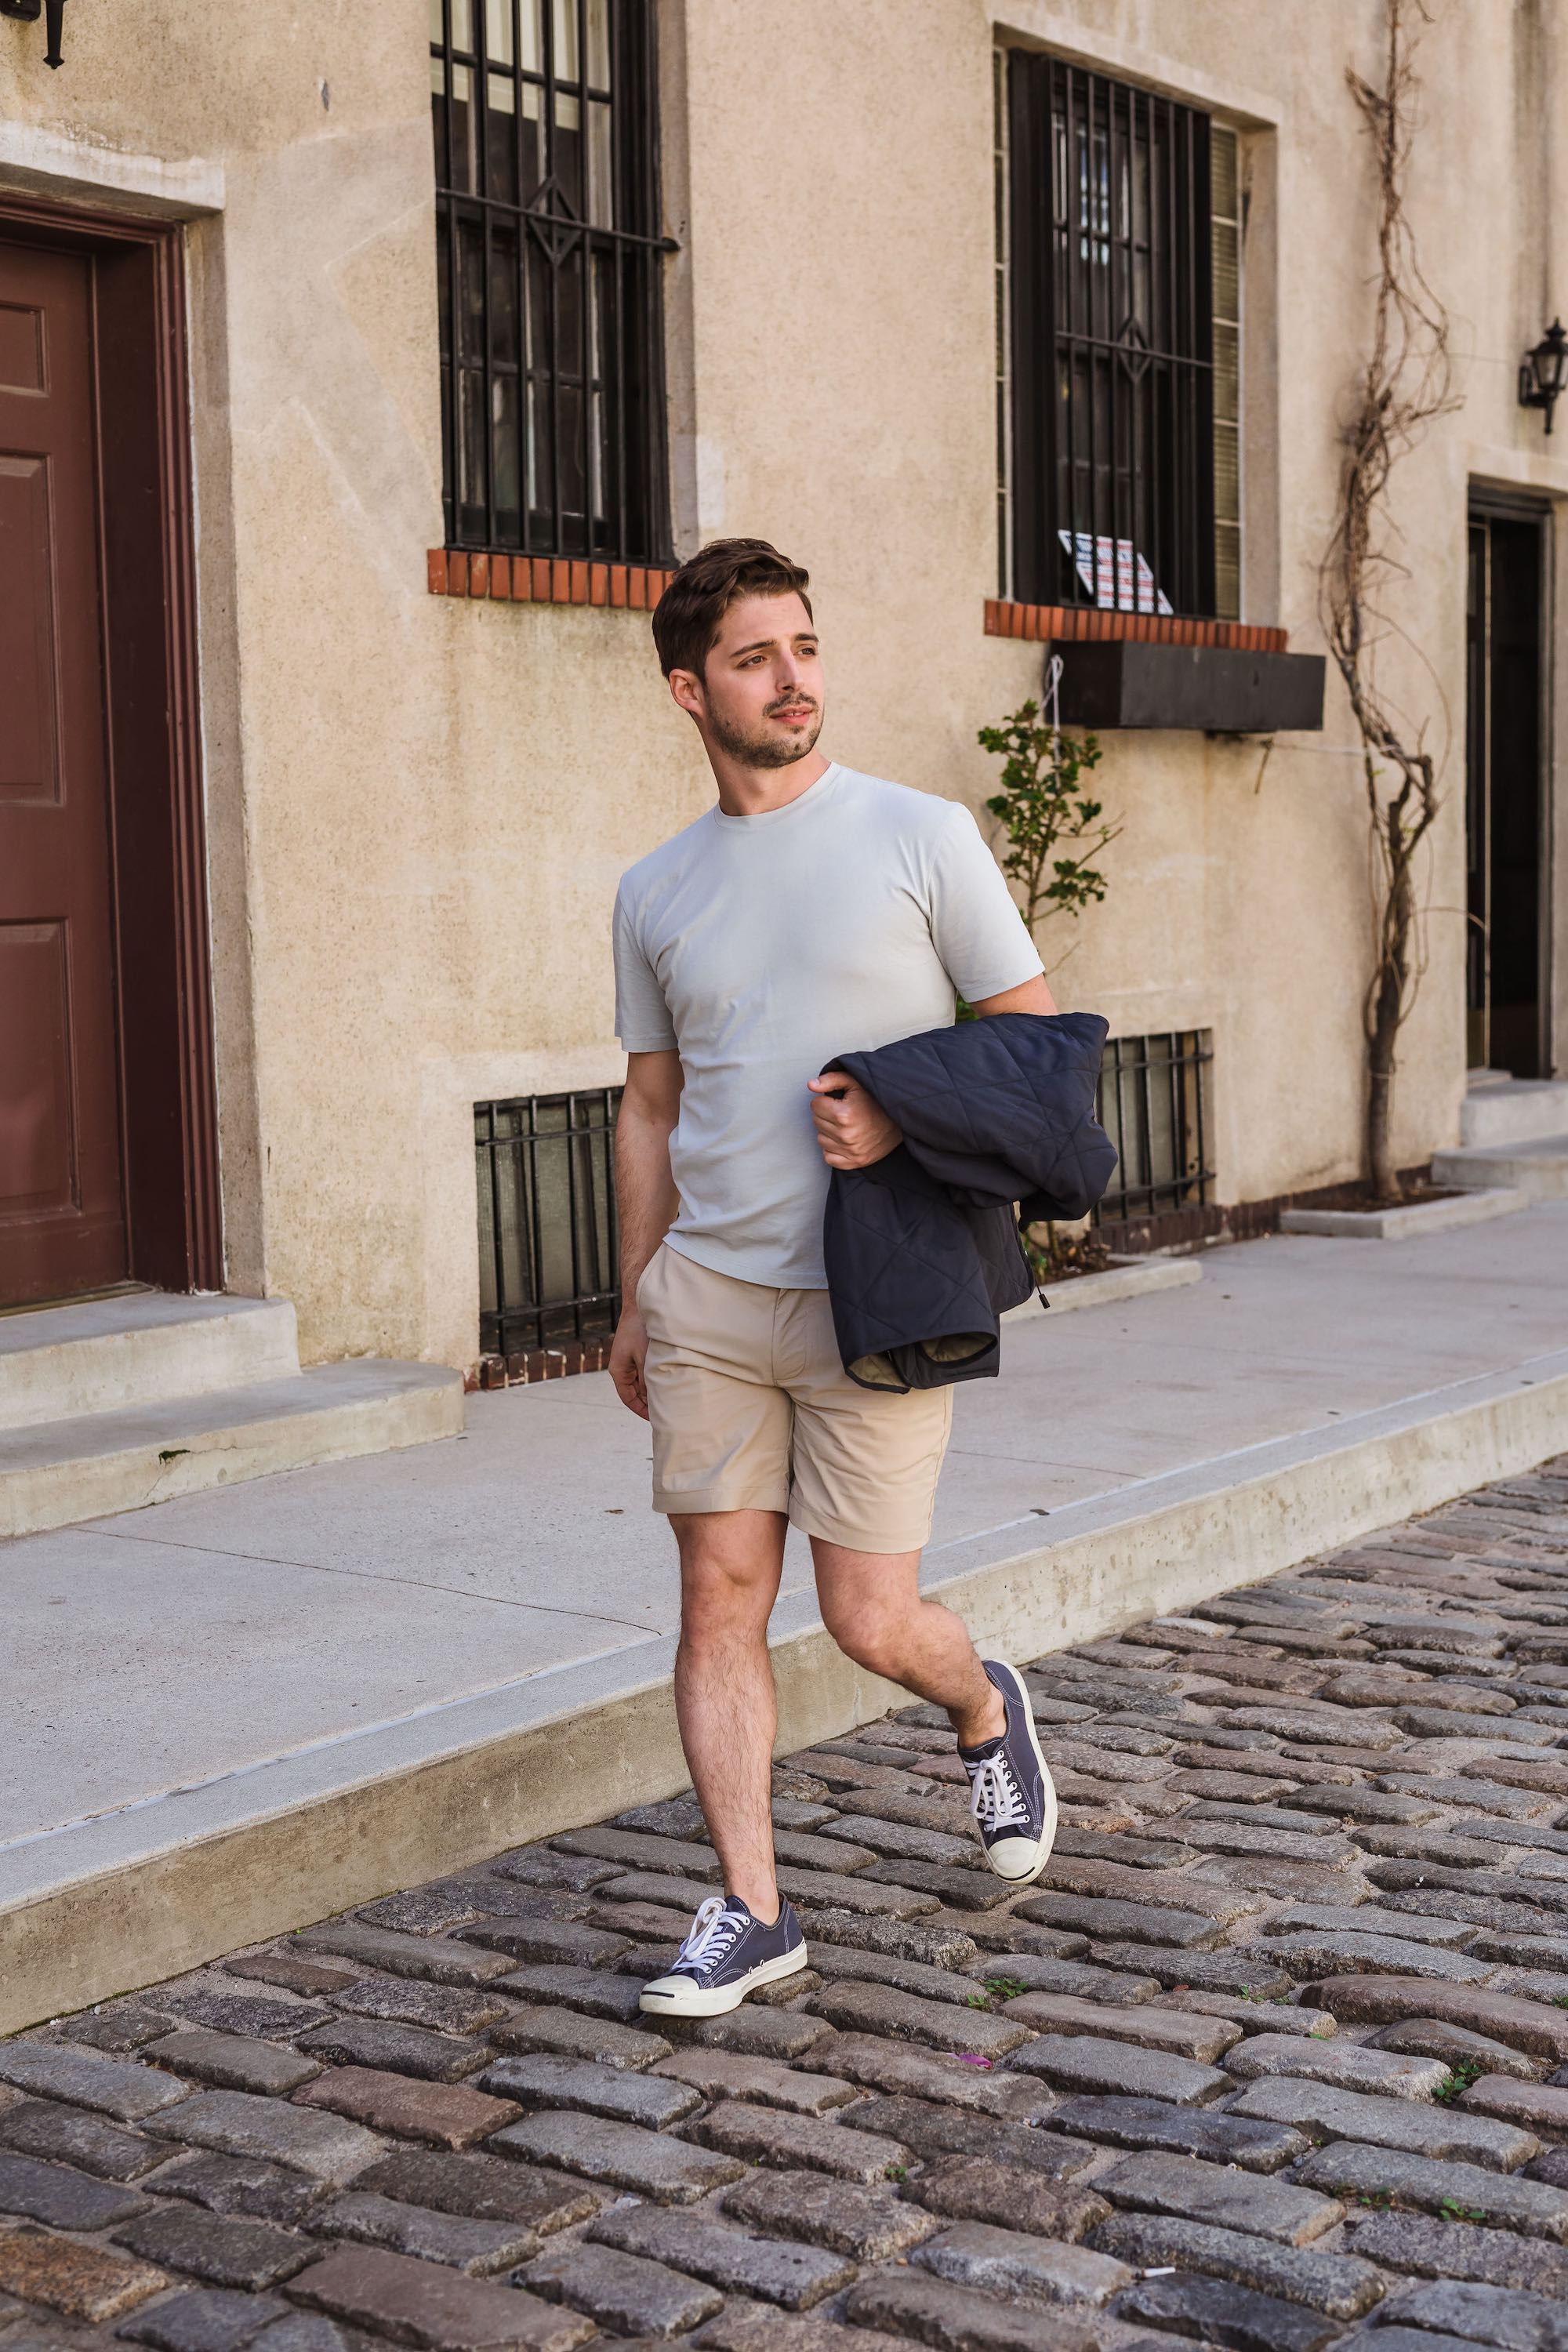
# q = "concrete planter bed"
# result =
<box><xmin>1280</xmin><ymin>1185</ymin><xmax>1527</xmax><ymax>1241</ymax></box>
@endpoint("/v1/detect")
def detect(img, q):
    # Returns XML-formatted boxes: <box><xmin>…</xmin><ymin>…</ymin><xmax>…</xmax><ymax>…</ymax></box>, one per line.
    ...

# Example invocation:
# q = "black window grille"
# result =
<box><xmin>1004</xmin><ymin>50</ymin><xmax>1217</xmax><ymax>618</ymax></box>
<box><xmin>476</xmin><ymin>1088</ymin><xmax>621</xmax><ymax>1355</ymax></box>
<box><xmin>1093</xmin><ymin>1031</ymin><xmax>1213</xmax><ymax>1223</ymax></box>
<box><xmin>430</xmin><ymin>0</ymin><xmax>670</xmax><ymax>563</ymax></box>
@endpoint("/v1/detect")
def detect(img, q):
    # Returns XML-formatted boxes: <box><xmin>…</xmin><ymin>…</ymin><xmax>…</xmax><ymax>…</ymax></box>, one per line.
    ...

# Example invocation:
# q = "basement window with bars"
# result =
<box><xmin>1092</xmin><ymin>1031</ymin><xmax>1213</xmax><ymax>1223</ymax></box>
<box><xmin>476</xmin><ymin>1088</ymin><xmax>621</xmax><ymax>1356</ymax></box>
<box><xmin>999</xmin><ymin>49</ymin><xmax>1242</xmax><ymax>619</ymax></box>
<box><xmin>430</xmin><ymin>0</ymin><xmax>670</xmax><ymax>563</ymax></box>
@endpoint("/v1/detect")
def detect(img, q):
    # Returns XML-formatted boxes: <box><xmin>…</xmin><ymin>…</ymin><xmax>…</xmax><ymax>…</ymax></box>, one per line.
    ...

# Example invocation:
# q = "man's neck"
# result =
<box><xmin>710</xmin><ymin>747</ymin><xmax>830</xmax><ymax>818</ymax></box>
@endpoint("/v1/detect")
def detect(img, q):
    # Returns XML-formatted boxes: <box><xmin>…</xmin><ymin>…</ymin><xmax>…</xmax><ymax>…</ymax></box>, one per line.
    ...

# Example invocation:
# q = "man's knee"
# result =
<box><xmin>673</xmin><ymin>1512</ymin><xmax>782</xmax><ymax>1644</ymax></box>
<box><xmin>822</xmin><ymin>1591</ymin><xmax>912</xmax><ymax>1678</ymax></box>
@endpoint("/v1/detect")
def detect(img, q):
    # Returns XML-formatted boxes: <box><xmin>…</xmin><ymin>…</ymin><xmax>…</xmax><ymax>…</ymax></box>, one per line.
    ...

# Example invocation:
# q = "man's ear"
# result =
<box><xmin>668</xmin><ymin>666</ymin><xmax>705</xmax><ymax>722</ymax></box>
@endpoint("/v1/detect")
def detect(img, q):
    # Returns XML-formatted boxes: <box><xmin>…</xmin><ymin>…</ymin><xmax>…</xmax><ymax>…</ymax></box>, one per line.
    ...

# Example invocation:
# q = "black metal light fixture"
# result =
<box><xmin>1519</xmin><ymin>318</ymin><xmax>1568</xmax><ymax>434</ymax></box>
<box><xmin>0</xmin><ymin>0</ymin><xmax>64</xmax><ymax>67</ymax></box>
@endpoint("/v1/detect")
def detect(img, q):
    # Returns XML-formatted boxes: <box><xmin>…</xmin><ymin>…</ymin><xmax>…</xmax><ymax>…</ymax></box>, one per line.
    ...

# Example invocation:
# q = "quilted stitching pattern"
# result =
<box><xmin>824</xmin><ymin>1013</ymin><xmax>1118</xmax><ymax>1392</ymax></box>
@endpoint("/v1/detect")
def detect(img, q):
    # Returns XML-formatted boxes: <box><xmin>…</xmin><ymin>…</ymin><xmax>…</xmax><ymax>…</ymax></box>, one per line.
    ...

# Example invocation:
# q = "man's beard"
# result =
<box><xmin>706</xmin><ymin>698</ymin><xmax>824</xmax><ymax>771</ymax></box>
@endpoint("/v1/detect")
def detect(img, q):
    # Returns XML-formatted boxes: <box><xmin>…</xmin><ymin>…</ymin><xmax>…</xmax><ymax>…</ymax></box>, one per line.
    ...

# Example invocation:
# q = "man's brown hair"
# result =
<box><xmin>651</xmin><ymin>537</ymin><xmax>812</xmax><ymax>680</ymax></box>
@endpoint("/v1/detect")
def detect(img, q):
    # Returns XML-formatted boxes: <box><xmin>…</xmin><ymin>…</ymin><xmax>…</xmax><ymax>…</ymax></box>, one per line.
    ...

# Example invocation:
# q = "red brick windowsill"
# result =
<box><xmin>428</xmin><ymin>549</ymin><xmax>672</xmax><ymax>608</ymax></box>
<box><xmin>985</xmin><ymin>599</ymin><xmax>1287</xmax><ymax>653</ymax></box>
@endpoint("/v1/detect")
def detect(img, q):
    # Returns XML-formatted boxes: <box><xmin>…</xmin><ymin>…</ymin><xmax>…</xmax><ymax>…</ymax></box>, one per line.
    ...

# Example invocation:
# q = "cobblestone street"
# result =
<box><xmin>8</xmin><ymin>1458</ymin><xmax>1568</xmax><ymax>2352</ymax></box>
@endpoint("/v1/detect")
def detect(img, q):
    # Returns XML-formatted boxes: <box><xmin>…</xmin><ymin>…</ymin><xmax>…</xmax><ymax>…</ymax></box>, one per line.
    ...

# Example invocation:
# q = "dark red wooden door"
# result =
<box><xmin>0</xmin><ymin>236</ymin><xmax>128</xmax><ymax>1305</ymax></box>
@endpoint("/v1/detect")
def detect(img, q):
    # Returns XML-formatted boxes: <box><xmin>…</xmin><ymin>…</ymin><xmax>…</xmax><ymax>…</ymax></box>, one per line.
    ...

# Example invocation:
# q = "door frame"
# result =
<box><xmin>0</xmin><ymin>192</ymin><xmax>220</xmax><ymax>1294</ymax></box>
<box><xmin>1467</xmin><ymin>481</ymin><xmax>1557</xmax><ymax>1080</ymax></box>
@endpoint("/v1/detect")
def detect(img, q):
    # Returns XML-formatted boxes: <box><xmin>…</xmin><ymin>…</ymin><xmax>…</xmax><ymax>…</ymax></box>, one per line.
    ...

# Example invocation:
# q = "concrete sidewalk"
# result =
<box><xmin>4</xmin><ymin>1207</ymin><xmax>1567</xmax><ymax>2025</ymax></box>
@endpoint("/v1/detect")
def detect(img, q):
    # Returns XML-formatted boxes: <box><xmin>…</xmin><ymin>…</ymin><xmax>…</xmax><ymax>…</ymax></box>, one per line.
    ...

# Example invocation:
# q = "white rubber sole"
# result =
<box><xmin>978</xmin><ymin>1657</ymin><xmax>1058</xmax><ymax>1886</ymax></box>
<box><xmin>637</xmin><ymin>1938</ymin><xmax>811</xmax><ymax>2018</ymax></box>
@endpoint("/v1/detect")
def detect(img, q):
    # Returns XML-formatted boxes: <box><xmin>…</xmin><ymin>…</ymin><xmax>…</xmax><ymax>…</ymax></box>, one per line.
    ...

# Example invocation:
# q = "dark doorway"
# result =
<box><xmin>1467</xmin><ymin>500</ymin><xmax>1550</xmax><ymax>1076</ymax></box>
<box><xmin>0</xmin><ymin>201</ymin><xmax>220</xmax><ymax>1310</ymax></box>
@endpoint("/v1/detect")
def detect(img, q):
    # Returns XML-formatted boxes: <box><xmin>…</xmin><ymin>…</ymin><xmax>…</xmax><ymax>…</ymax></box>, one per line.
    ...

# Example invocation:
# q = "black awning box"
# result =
<box><xmin>1052</xmin><ymin>641</ymin><xmax>1326</xmax><ymax>733</ymax></box>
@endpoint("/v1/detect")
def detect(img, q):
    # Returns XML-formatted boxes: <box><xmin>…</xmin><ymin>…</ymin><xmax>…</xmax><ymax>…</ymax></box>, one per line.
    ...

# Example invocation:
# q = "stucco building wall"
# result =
<box><xmin>1</xmin><ymin>0</ymin><xmax>1564</xmax><ymax>1370</ymax></box>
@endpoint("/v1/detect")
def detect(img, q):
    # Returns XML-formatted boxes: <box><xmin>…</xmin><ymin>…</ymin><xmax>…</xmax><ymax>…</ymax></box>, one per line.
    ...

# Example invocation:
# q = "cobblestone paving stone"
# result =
<box><xmin>10</xmin><ymin>1455</ymin><xmax>1568</xmax><ymax>2350</ymax></box>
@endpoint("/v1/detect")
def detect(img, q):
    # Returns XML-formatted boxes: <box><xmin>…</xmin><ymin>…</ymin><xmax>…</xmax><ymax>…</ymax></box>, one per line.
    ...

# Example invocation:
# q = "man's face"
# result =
<box><xmin>671</xmin><ymin>591</ymin><xmax>825</xmax><ymax>769</ymax></box>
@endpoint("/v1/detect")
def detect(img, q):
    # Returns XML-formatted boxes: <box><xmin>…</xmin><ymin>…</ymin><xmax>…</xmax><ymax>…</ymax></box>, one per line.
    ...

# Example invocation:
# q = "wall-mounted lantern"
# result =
<box><xmin>0</xmin><ymin>0</ymin><xmax>64</xmax><ymax>67</ymax></box>
<box><xmin>1519</xmin><ymin>318</ymin><xmax>1568</xmax><ymax>434</ymax></box>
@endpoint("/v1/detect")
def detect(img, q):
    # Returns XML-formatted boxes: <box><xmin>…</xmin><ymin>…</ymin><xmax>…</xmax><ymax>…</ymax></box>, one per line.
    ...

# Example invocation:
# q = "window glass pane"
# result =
<box><xmin>459</xmin><ymin>365</ymin><xmax>486</xmax><ymax>517</ymax></box>
<box><xmin>554</xmin><ymin>87</ymin><xmax>583</xmax><ymax>210</ymax></box>
<box><xmin>519</xmin><ymin>0</ymin><xmax>543</xmax><ymax>72</ymax></box>
<box><xmin>555</xmin><ymin>244</ymin><xmax>585</xmax><ymax>379</ymax></box>
<box><xmin>1210</xmin><ymin>124</ymin><xmax>1237</xmax><ymax>218</ymax></box>
<box><xmin>1213</xmin><ymin>418</ymin><xmax>1239</xmax><ymax>523</ymax></box>
<box><xmin>490</xmin><ymin>223</ymin><xmax>520</xmax><ymax>365</ymax></box>
<box><xmin>557</xmin><ymin>379</ymin><xmax>587</xmax><ymax>543</ymax></box>
<box><xmin>486</xmin><ymin>72</ymin><xmax>517</xmax><ymax>202</ymax></box>
<box><xmin>430</xmin><ymin>0</ymin><xmax>445</xmax><ymax>42</ymax></box>
<box><xmin>492</xmin><ymin>372</ymin><xmax>521</xmax><ymax>539</ymax></box>
<box><xmin>485</xmin><ymin>0</ymin><xmax>513</xmax><ymax>66</ymax></box>
<box><xmin>521</xmin><ymin>82</ymin><xmax>543</xmax><ymax>201</ymax></box>
<box><xmin>451</xmin><ymin>0</ymin><xmax>474</xmax><ymax>49</ymax></box>
<box><xmin>1212</xmin><ymin>220</ymin><xmax>1239</xmax><ymax>325</ymax></box>
<box><xmin>430</xmin><ymin>57</ymin><xmax>449</xmax><ymax>186</ymax></box>
<box><xmin>1213</xmin><ymin>321</ymin><xmax>1239</xmax><ymax>428</ymax></box>
<box><xmin>449</xmin><ymin>61</ymin><xmax>476</xmax><ymax>193</ymax></box>
<box><xmin>588</xmin><ymin>100</ymin><xmax>613</xmax><ymax>227</ymax></box>
<box><xmin>586</xmin><ymin>0</ymin><xmax>609</xmax><ymax>88</ymax></box>
<box><xmin>552</xmin><ymin>0</ymin><xmax>579</xmax><ymax>82</ymax></box>
<box><xmin>457</xmin><ymin>219</ymin><xmax>486</xmax><ymax>362</ymax></box>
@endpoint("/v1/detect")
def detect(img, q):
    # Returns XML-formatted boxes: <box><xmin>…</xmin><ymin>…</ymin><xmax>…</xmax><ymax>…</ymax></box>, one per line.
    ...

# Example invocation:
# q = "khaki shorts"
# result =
<box><xmin>637</xmin><ymin>1243</ymin><xmax>953</xmax><ymax>1554</ymax></box>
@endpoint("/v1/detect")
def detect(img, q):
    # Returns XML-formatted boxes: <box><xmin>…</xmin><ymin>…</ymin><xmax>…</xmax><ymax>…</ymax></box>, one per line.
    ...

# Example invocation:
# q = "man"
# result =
<box><xmin>608</xmin><ymin>538</ymin><xmax>1058</xmax><ymax>2016</ymax></box>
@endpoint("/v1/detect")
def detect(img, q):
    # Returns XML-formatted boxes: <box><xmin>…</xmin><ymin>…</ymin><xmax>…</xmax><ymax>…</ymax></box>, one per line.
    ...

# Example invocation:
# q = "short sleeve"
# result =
<box><xmin>612</xmin><ymin>881</ymin><xmax>678</xmax><ymax>1051</ymax></box>
<box><xmin>926</xmin><ymin>802</ymin><xmax>1044</xmax><ymax>1001</ymax></box>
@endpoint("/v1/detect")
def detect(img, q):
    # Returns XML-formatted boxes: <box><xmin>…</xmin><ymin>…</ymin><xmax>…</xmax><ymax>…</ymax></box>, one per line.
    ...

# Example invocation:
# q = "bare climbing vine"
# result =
<box><xmin>1319</xmin><ymin>0</ymin><xmax>1461</xmax><ymax>1202</ymax></box>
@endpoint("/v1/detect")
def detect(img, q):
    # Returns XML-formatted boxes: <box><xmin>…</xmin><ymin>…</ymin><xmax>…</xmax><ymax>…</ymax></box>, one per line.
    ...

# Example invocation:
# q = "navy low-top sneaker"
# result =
<box><xmin>959</xmin><ymin>1657</ymin><xmax>1058</xmax><ymax>1883</ymax></box>
<box><xmin>638</xmin><ymin>1892</ymin><xmax>808</xmax><ymax>2017</ymax></box>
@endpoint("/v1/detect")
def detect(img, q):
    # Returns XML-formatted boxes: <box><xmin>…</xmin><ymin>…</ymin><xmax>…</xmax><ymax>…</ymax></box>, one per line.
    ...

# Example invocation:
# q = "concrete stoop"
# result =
<box><xmin>4</xmin><ymin>1338</ymin><xmax>1566</xmax><ymax>2033</ymax></box>
<box><xmin>0</xmin><ymin>1292</ymin><xmax>463</xmax><ymax>1540</ymax></box>
<box><xmin>1439</xmin><ymin>1073</ymin><xmax>1568</xmax><ymax>1199</ymax></box>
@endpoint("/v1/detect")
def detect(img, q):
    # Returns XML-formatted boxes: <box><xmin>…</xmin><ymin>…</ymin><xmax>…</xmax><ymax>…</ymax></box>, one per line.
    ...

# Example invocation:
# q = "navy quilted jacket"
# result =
<box><xmin>821</xmin><ymin>1011</ymin><xmax>1116</xmax><ymax>1393</ymax></box>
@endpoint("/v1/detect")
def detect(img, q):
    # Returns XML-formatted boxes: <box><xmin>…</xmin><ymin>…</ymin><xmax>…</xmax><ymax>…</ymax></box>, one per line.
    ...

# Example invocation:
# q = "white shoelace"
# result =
<box><xmin>964</xmin><ymin>1749</ymin><xmax>1031</xmax><ymax>1833</ymax></box>
<box><xmin>674</xmin><ymin>1894</ymin><xmax>750</xmax><ymax>1975</ymax></box>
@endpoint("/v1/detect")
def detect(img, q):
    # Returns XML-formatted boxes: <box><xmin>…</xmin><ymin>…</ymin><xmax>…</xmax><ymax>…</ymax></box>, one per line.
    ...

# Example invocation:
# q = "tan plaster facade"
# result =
<box><xmin>1</xmin><ymin>1</ymin><xmax>1563</xmax><ymax>1371</ymax></box>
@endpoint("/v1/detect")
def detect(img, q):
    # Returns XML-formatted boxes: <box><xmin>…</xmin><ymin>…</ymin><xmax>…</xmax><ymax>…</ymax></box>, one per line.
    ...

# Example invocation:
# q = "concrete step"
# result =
<box><xmin>1461</xmin><ymin>1076</ymin><xmax>1568</xmax><ymax>1146</ymax></box>
<box><xmin>0</xmin><ymin>1293</ymin><xmax>300</xmax><ymax>1432</ymax></box>
<box><xmin>0</xmin><ymin>1361</ymin><xmax>464</xmax><ymax>1540</ymax></box>
<box><xmin>1433</xmin><ymin>1134</ymin><xmax>1568</xmax><ymax>1200</ymax></box>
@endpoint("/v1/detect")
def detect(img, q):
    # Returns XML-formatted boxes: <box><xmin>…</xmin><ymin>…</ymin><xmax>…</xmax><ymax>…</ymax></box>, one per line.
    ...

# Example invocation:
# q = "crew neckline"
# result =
<box><xmin>713</xmin><ymin>761</ymin><xmax>843</xmax><ymax>830</ymax></box>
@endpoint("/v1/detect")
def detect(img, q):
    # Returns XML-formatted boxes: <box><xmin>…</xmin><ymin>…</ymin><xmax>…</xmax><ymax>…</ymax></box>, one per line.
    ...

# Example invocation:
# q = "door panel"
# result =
<box><xmin>0</xmin><ymin>237</ymin><xmax>127</xmax><ymax>1304</ymax></box>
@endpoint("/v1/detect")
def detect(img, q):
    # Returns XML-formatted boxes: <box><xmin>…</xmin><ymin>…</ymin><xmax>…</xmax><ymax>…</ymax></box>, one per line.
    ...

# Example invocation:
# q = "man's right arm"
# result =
<box><xmin>608</xmin><ymin>1048</ymin><xmax>683</xmax><ymax>1421</ymax></box>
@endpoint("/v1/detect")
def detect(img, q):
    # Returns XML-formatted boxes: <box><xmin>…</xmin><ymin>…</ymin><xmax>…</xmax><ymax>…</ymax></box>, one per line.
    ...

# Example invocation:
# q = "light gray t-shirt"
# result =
<box><xmin>612</xmin><ymin>762</ymin><xmax>1044</xmax><ymax>1289</ymax></box>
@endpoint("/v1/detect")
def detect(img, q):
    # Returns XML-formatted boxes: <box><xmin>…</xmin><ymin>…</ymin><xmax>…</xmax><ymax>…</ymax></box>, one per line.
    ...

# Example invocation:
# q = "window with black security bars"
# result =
<box><xmin>1092</xmin><ymin>1032</ymin><xmax>1213</xmax><ymax>1223</ymax></box>
<box><xmin>476</xmin><ymin>1089</ymin><xmax>622</xmax><ymax>1356</ymax></box>
<box><xmin>430</xmin><ymin>0</ymin><xmax>670</xmax><ymax>564</ymax></box>
<box><xmin>1003</xmin><ymin>50</ymin><xmax>1226</xmax><ymax>619</ymax></box>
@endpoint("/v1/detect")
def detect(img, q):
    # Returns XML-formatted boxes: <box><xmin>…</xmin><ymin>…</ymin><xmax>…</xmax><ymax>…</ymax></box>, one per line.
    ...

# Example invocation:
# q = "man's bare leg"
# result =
<box><xmin>670</xmin><ymin>1507</ymin><xmax>786</xmax><ymax>1922</ymax></box>
<box><xmin>811</xmin><ymin>1539</ymin><xmax>1006</xmax><ymax>1746</ymax></box>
